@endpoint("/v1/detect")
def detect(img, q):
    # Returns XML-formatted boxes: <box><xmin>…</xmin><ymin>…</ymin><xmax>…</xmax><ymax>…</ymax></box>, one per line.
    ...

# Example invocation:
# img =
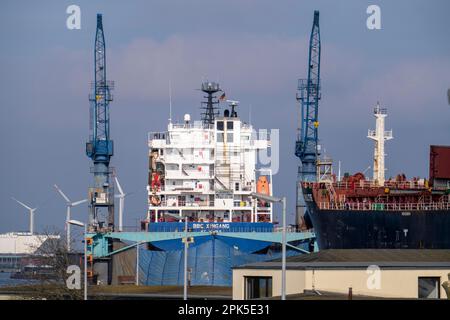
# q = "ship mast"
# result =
<box><xmin>200</xmin><ymin>82</ymin><xmax>221</xmax><ymax>125</ymax></box>
<box><xmin>367</xmin><ymin>102</ymin><xmax>393</xmax><ymax>186</ymax></box>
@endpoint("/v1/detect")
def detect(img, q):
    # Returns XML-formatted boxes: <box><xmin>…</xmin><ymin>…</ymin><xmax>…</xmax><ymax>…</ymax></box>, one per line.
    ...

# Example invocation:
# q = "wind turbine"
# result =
<box><xmin>114</xmin><ymin>175</ymin><xmax>128</xmax><ymax>232</ymax></box>
<box><xmin>11</xmin><ymin>197</ymin><xmax>37</xmax><ymax>235</ymax></box>
<box><xmin>54</xmin><ymin>184</ymin><xmax>87</xmax><ymax>251</ymax></box>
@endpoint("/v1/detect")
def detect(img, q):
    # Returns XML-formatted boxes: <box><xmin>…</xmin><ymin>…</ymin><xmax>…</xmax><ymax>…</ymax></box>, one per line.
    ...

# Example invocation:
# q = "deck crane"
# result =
<box><xmin>295</xmin><ymin>11</ymin><xmax>321</xmax><ymax>230</ymax></box>
<box><xmin>85</xmin><ymin>14</ymin><xmax>115</xmax><ymax>232</ymax></box>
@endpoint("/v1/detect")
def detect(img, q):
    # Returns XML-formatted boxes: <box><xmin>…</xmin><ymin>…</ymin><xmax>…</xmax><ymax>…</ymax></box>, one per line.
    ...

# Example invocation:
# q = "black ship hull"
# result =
<box><xmin>303</xmin><ymin>188</ymin><xmax>450</xmax><ymax>249</ymax></box>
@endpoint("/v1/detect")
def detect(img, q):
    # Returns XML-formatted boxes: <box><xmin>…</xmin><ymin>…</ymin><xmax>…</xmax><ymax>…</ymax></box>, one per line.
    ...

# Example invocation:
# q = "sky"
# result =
<box><xmin>0</xmin><ymin>0</ymin><xmax>449</xmax><ymax>234</ymax></box>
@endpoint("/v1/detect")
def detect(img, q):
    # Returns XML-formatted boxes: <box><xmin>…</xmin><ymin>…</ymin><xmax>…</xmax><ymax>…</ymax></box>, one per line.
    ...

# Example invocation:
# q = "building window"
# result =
<box><xmin>227</xmin><ymin>121</ymin><xmax>233</xmax><ymax>130</ymax></box>
<box><xmin>216</xmin><ymin>121</ymin><xmax>224</xmax><ymax>131</ymax></box>
<box><xmin>418</xmin><ymin>277</ymin><xmax>440</xmax><ymax>299</ymax></box>
<box><xmin>217</xmin><ymin>133</ymin><xmax>224</xmax><ymax>142</ymax></box>
<box><xmin>245</xmin><ymin>276</ymin><xmax>272</xmax><ymax>299</ymax></box>
<box><xmin>227</xmin><ymin>133</ymin><xmax>233</xmax><ymax>143</ymax></box>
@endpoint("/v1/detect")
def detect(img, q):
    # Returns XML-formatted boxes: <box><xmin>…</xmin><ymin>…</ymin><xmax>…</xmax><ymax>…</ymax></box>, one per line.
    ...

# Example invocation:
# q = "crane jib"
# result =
<box><xmin>85</xmin><ymin>13</ymin><xmax>115</xmax><ymax>233</ymax></box>
<box><xmin>296</xmin><ymin>10</ymin><xmax>321</xmax><ymax>182</ymax></box>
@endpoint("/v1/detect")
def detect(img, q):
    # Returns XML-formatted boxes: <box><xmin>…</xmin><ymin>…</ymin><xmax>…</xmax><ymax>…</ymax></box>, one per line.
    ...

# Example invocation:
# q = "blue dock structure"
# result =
<box><xmin>87</xmin><ymin>224</ymin><xmax>316</xmax><ymax>286</ymax></box>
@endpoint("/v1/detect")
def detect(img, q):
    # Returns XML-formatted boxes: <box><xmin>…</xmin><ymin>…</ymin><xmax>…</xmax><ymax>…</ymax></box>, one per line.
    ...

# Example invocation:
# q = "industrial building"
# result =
<box><xmin>0</xmin><ymin>232</ymin><xmax>60</xmax><ymax>272</ymax></box>
<box><xmin>232</xmin><ymin>250</ymin><xmax>450</xmax><ymax>299</ymax></box>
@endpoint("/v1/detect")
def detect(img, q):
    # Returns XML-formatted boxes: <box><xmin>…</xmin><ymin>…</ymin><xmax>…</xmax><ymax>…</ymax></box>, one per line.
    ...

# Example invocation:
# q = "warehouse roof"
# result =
<box><xmin>234</xmin><ymin>249</ymin><xmax>450</xmax><ymax>270</ymax></box>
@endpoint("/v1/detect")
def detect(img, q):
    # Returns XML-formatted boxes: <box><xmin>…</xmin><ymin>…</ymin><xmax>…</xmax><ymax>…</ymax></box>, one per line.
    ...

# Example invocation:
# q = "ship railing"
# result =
<box><xmin>150</xmin><ymin>199</ymin><xmax>256</xmax><ymax>208</ymax></box>
<box><xmin>319</xmin><ymin>202</ymin><xmax>450</xmax><ymax>211</ymax></box>
<box><xmin>306</xmin><ymin>180</ymin><xmax>430</xmax><ymax>191</ymax></box>
<box><xmin>367</xmin><ymin>129</ymin><xmax>377</xmax><ymax>138</ymax></box>
<box><xmin>147</xmin><ymin>225</ymin><xmax>274</xmax><ymax>233</ymax></box>
<box><xmin>274</xmin><ymin>225</ymin><xmax>297</xmax><ymax>233</ymax></box>
<box><xmin>374</xmin><ymin>106</ymin><xmax>388</xmax><ymax>115</ymax></box>
<box><xmin>149</xmin><ymin>185</ymin><xmax>212</xmax><ymax>193</ymax></box>
<box><xmin>153</xmin><ymin>200</ymin><xmax>210</xmax><ymax>207</ymax></box>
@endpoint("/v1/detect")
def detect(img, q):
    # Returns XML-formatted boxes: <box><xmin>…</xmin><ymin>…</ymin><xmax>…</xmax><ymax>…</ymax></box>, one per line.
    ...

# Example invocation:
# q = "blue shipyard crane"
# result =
<box><xmin>295</xmin><ymin>10</ymin><xmax>321</xmax><ymax>180</ymax></box>
<box><xmin>85</xmin><ymin>14</ymin><xmax>115</xmax><ymax>232</ymax></box>
<box><xmin>295</xmin><ymin>11</ymin><xmax>321</xmax><ymax>230</ymax></box>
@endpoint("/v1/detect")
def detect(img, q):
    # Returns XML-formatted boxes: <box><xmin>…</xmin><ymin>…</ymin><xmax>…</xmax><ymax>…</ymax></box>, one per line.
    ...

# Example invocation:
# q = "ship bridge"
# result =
<box><xmin>146</xmin><ymin>110</ymin><xmax>273</xmax><ymax>225</ymax></box>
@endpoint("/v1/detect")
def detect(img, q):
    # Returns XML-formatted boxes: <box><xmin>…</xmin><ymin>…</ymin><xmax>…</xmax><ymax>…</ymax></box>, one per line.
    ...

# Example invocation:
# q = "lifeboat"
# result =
<box><xmin>256</xmin><ymin>176</ymin><xmax>269</xmax><ymax>195</ymax></box>
<box><xmin>256</xmin><ymin>176</ymin><xmax>270</xmax><ymax>206</ymax></box>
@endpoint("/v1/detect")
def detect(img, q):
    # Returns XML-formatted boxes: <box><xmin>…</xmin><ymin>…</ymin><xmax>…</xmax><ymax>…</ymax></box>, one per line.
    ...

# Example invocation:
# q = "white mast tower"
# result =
<box><xmin>367</xmin><ymin>102</ymin><xmax>393</xmax><ymax>186</ymax></box>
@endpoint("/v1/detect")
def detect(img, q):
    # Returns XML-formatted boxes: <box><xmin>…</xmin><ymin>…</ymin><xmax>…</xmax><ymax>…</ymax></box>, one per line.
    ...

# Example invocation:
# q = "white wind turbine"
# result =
<box><xmin>54</xmin><ymin>184</ymin><xmax>87</xmax><ymax>252</ymax></box>
<box><xmin>11</xmin><ymin>197</ymin><xmax>37</xmax><ymax>235</ymax></box>
<box><xmin>114</xmin><ymin>176</ymin><xmax>128</xmax><ymax>232</ymax></box>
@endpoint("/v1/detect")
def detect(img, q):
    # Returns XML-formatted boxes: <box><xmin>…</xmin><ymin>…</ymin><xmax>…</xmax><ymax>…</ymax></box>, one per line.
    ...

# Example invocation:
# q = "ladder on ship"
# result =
<box><xmin>214</xmin><ymin>145</ymin><xmax>245</xmax><ymax>191</ymax></box>
<box><xmin>326</xmin><ymin>182</ymin><xmax>338</xmax><ymax>204</ymax></box>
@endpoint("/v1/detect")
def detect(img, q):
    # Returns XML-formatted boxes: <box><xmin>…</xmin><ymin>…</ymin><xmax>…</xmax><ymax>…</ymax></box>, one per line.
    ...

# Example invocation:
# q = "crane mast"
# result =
<box><xmin>86</xmin><ymin>14</ymin><xmax>115</xmax><ymax>232</ymax></box>
<box><xmin>295</xmin><ymin>11</ymin><xmax>321</xmax><ymax>230</ymax></box>
<box><xmin>296</xmin><ymin>10</ymin><xmax>321</xmax><ymax>179</ymax></box>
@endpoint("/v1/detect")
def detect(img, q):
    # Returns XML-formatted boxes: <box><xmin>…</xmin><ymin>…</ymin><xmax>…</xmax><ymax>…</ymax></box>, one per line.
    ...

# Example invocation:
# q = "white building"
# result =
<box><xmin>0</xmin><ymin>232</ymin><xmax>60</xmax><ymax>255</ymax></box>
<box><xmin>0</xmin><ymin>232</ymin><xmax>60</xmax><ymax>272</ymax></box>
<box><xmin>233</xmin><ymin>249</ymin><xmax>450</xmax><ymax>300</ymax></box>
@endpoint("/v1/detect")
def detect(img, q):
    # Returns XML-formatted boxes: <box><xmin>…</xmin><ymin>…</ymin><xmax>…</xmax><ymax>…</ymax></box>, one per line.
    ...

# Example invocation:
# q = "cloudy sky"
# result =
<box><xmin>0</xmin><ymin>0</ymin><xmax>449</xmax><ymax>233</ymax></box>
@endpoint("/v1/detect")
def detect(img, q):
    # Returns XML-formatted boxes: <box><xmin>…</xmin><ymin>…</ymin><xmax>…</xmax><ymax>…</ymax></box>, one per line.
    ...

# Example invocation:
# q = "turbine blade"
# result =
<box><xmin>114</xmin><ymin>176</ymin><xmax>125</xmax><ymax>195</ymax></box>
<box><xmin>71</xmin><ymin>199</ymin><xmax>87</xmax><ymax>206</ymax></box>
<box><xmin>54</xmin><ymin>184</ymin><xmax>71</xmax><ymax>203</ymax></box>
<box><xmin>11</xmin><ymin>197</ymin><xmax>32</xmax><ymax>211</ymax></box>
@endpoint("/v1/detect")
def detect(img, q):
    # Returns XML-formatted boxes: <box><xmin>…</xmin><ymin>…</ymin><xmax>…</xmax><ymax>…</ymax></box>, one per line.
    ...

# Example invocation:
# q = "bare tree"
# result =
<box><xmin>19</xmin><ymin>227</ymin><xmax>85</xmax><ymax>300</ymax></box>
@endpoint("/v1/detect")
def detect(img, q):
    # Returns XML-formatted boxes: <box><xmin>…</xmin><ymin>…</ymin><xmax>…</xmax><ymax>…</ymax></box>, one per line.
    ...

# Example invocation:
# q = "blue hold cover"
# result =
<box><xmin>138</xmin><ymin>235</ymin><xmax>306</xmax><ymax>286</ymax></box>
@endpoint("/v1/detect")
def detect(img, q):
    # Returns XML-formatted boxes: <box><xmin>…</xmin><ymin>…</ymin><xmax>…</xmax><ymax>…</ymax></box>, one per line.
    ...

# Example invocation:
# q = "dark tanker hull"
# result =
<box><xmin>302</xmin><ymin>187</ymin><xmax>450</xmax><ymax>249</ymax></box>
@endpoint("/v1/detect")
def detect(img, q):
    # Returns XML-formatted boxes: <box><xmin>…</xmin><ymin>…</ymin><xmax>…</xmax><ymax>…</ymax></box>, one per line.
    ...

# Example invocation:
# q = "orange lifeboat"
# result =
<box><xmin>256</xmin><ymin>176</ymin><xmax>270</xmax><ymax>206</ymax></box>
<box><xmin>256</xmin><ymin>176</ymin><xmax>270</xmax><ymax>195</ymax></box>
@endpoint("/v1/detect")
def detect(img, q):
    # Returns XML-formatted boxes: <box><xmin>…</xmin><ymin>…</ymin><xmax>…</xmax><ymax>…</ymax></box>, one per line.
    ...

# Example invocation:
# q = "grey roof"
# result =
<box><xmin>234</xmin><ymin>249</ymin><xmax>450</xmax><ymax>270</ymax></box>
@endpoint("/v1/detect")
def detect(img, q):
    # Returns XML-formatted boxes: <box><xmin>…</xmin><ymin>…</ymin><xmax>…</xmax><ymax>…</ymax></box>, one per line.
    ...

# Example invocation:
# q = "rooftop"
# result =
<box><xmin>234</xmin><ymin>249</ymin><xmax>450</xmax><ymax>270</ymax></box>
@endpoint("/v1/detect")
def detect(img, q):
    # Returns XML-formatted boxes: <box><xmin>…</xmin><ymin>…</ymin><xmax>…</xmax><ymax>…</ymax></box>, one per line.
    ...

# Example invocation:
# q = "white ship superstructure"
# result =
<box><xmin>146</xmin><ymin>86</ymin><xmax>273</xmax><ymax>224</ymax></box>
